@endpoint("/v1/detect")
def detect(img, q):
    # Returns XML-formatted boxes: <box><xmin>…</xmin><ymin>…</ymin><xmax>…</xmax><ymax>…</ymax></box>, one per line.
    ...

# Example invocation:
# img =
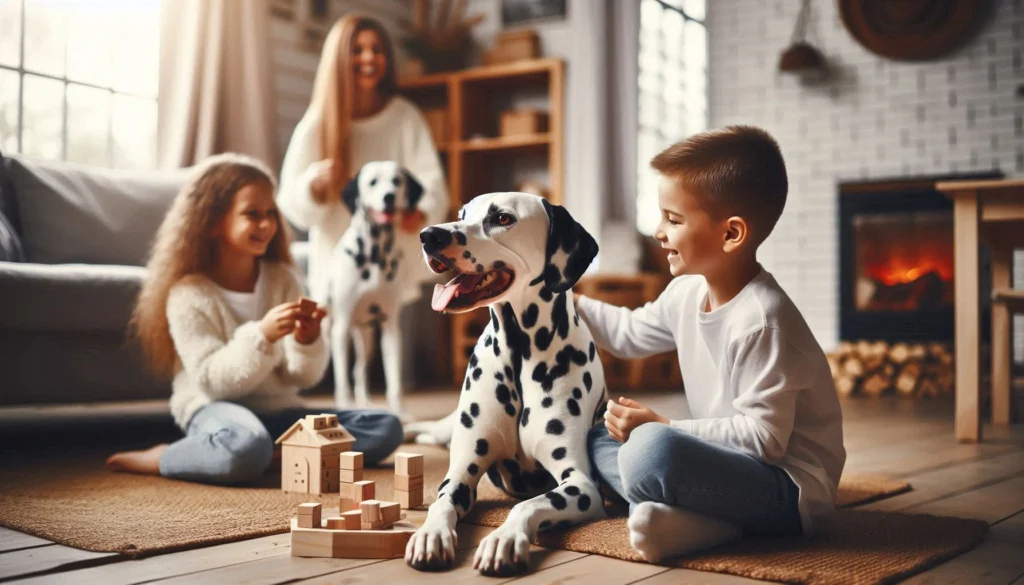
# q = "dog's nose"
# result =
<box><xmin>420</xmin><ymin>227</ymin><xmax>453</xmax><ymax>253</ymax></box>
<box><xmin>383</xmin><ymin>193</ymin><xmax>395</xmax><ymax>211</ymax></box>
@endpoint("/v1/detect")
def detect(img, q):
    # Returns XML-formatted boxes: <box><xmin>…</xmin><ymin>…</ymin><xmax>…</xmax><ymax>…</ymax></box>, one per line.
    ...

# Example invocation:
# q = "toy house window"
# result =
<box><xmin>635</xmin><ymin>0</ymin><xmax>708</xmax><ymax>236</ymax></box>
<box><xmin>0</xmin><ymin>0</ymin><xmax>160</xmax><ymax>169</ymax></box>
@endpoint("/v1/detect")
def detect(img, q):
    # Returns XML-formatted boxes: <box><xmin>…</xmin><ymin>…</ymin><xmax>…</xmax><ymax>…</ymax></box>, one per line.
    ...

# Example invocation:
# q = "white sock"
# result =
<box><xmin>627</xmin><ymin>502</ymin><xmax>742</xmax><ymax>562</ymax></box>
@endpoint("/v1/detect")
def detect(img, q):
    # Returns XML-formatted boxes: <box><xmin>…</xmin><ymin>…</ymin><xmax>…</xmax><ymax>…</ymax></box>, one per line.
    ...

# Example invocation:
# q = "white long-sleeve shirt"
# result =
<box><xmin>577</xmin><ymin>268</ymin><xmax>846</xmax><ymax>535</ymax></box>
<box><xmin>276</xmin><ymin>96</ymin><xmax>449</xmax><ymax>304</ymax></box>
<box><xmin>166</xmin><ymin>261</ymin><xmax>330</xmax><ymax>429</ymax></box>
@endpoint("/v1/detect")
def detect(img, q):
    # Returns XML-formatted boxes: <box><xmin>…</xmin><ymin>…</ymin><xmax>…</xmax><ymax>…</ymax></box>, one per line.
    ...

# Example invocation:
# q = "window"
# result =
<box><xmin>0</xmin><ymin>0</ymin><xmax>160</xmax><ymax>169</ymax></box>
<box><xmin>635</xmin><ymin>0</ymin><xmax>707</xmax><ymax>236</ymax></box>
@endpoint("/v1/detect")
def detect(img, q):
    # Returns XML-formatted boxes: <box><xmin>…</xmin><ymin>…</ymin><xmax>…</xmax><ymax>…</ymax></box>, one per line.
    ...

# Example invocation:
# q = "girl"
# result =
<box><xmin>106</xmin><ymin>153</ymin><xmax>403</xmax><ymax>485</ymax></box>
<box><xmin>277</xmin><ymin>14</ymin><xmax>449</xmax><ymax>309</ymax></box>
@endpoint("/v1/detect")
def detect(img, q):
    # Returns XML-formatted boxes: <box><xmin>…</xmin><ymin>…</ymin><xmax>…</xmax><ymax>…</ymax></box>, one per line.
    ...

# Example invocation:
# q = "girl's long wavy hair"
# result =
<box><xmin>309</xmin><ymin>14</ymin><xmax>398</xmax><ymax>191</ymax></box>
<box><xmin>131</xmin><ymin>153</ymin><xmax>293</xmax><ymax>379</ymax></box>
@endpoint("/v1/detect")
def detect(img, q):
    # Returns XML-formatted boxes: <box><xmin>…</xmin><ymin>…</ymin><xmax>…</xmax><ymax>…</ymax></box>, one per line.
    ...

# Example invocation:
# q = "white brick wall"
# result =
<box><xmin>707</xmin><ymin>0</ymin><xmax>1024</xmax><ymax>352</ymax></box>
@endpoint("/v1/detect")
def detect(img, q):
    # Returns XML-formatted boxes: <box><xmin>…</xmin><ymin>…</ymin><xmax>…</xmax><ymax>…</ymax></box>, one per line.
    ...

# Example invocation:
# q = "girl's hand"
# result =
<box><xmin>310</xmin><ymin>159</ymin><xmax>341</xmax><ymax>204</ymax></box>
<box><xmin>604</xmin><ymin>396</ymin><xmax>669</xmax><ymax>442</ymax></box>
<box><xmin>293</xmin><ymin>305</ymin><xmax>328</xmax><ymax>345</ymax></box>
<box><xmin>399</xmin><ymin>209</ymin><xmax>427</xmax><ymax>234</ymax></box>
<box><xmin>260</xmin><ymin>301</ymin><xmax>302</xmax><ymax>343</ymax></box>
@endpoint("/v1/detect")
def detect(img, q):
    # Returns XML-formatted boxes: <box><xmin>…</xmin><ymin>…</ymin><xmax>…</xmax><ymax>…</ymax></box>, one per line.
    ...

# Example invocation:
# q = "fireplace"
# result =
<box><xmin>838</xmin><ymin>172</ymin><xmax>1001</xmax><ymax>342</ymax></box>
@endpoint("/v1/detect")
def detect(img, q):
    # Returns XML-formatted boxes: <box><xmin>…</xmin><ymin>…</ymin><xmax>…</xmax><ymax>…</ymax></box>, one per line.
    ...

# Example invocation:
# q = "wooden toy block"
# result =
<box><xmin>360</xmin><ymin>500</ymin><xmax>382</xmax><ymax>523</ymax></box>
<box><xmin>361</xmin><ymin>521</ymin><xmax>384</xmax><ymax>530</ymax></box>
<box><xmin>339</xmin><ymin>451</ymin><xmax>364</xmax><ymax>470</ymax></box>
<box><xmin>393</xmin><ymin>473</ymin><xmax>423</xmax><ymax>492</ymax></box>
<box><xmin>341</xmin><ymin>509</ymin><xmax>362</xmax><ymax>530</ymax></box>
<box><xmin>380</xmin><ymin>501</ymin><xmax>401</xmax><ymax>526</ymax></box>
<box><xmin>299</xmin><ymin>296</ymin><xmax>317</xmax><ymax>314</ymax></box>
<box><xmin>325</xmin><ymin>517</ymin><xmax>347</xmax><ymax>529</ymax></box>
<box><xmin>297</xmin><ymin>503</ymin><xmax>322</xmax><ymax>528</ymax></box>
<box><xmin>291</xmin><ymin>517</ymin><xmax>414</xmax><ymax>558</ymax></box>
<box><xmin>395</xmin><ymin>489</ymin><xmax>423</xmax><ymax>509</ymax></box>
<box><xmin>394</xmin><ymin>452</ymin><xmax>424</xmax><ymax>476</ymax></box>
<box><xmin>340</xmin><ymin>480</ymin><xmax>375</xmax><ymax>502</ymax></box>
<box><xmin>339</xmin><ymin>497</ymin><xmax>359</xmax><ymax>512</ymax></box>
<box><xmin>340</xmin><ymin>468</ymin><xmax>363</xmax><ymax>483</ymax></box>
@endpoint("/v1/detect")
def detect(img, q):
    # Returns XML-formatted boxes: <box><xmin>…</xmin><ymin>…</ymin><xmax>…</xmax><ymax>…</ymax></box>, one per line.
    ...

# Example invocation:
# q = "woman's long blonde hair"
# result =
<box><xmin>131</xmin><ymin>153</ymin><xmax>293</xmax><ymax>379</ymax></box>
<box><xmin>309</xmin><ymin>14</ymin><xmax>398</xmax><ymax>189</ymax></box>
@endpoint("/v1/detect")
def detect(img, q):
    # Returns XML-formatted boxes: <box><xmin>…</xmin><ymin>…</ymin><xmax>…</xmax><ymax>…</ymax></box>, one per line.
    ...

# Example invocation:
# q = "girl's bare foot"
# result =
<box><xmin>105</xmin><ymin>444</ymin><xmax>169</xmax><ymax>476</ymax></box>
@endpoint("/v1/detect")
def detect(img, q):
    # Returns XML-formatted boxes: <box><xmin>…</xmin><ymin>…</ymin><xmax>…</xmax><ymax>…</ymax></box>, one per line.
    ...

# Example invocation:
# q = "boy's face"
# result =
<box><xmin>653</xmin><ymin>175</ymin><xmax>726</xmax><ymax>278</ymax></box>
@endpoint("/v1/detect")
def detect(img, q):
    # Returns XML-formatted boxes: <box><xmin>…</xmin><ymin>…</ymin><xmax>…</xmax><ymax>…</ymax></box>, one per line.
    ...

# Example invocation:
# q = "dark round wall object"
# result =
<box><xmin>839</xmin><ymin>0</ymin><xmax>988</xmax><ymax>61</ymax></box>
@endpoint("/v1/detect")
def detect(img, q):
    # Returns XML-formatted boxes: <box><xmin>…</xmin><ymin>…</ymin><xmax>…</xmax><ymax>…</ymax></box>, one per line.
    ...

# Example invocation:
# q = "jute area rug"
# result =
<box><xmin>0</xmin><ymin>442</ymin><xmax>987</xmax><ymax>585</ymax></box>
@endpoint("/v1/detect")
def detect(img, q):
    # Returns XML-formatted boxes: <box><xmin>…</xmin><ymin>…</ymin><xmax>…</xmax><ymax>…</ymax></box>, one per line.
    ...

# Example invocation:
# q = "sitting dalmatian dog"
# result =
<box><xmin>404</xmin><ymin>192</ymin><xmax>609</xmax><ymax>576</ymax></box>
<box><xmin>325</xmin><ymin>160</ymin><xmax>424</xmax><ymax>415</ymax></box>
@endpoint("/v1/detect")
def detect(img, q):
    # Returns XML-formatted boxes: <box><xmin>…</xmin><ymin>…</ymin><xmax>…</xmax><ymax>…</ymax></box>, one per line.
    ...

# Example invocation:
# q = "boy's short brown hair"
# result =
<box><xmin>651</xmin><ymin>125</ymin><xmax>788</xmax><ymax>245</ymax></box>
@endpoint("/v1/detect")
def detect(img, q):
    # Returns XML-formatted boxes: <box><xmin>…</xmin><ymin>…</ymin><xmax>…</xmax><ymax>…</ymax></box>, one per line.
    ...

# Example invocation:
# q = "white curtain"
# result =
<box><xmin>156</xmin><ymin>0</ymin><xmax>278</xmax><ymax>169</ymax></box>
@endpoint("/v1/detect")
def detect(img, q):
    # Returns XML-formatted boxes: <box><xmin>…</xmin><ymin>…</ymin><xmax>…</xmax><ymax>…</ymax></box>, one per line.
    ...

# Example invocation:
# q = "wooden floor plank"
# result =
<box><xmin>0</xmin><ymin>529</ymin><xmax>51</xmax><ymax>555</ymax></box>
<box><xmin>500</xmin><ymin>553</ymin><xmax>669</xmax><ymax>584</ymax></box>
<box><xmin>9</xmin><ymin>533</ymin><xmax>291</xmax><ymax>585</ymax></box>
<box><xmin>635</xmin><ymin>567</ymin><xmax>776</xmax><ymax>584</ymax></box>
<box><xmin>906</xmin><ymin>474</ymin><xmax>1024</xmax><ymax>524</ymax></box>
<box><xmin>0</xmin><ymin>545</ymin><xmax>121</xmax><ymax>582</ymax></box>
<box><xmin>900</xmin><ymin>511</ymin><xmax>1024</xmax><ymax>585</ymax></box>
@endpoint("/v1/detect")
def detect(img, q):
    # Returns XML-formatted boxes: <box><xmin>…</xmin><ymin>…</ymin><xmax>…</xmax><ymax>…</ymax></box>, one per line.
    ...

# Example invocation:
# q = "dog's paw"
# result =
<box><xmin>405</xmin><ymin>519</ymin><xmax>457</xmax><ymax>572</ymax></box>
<box><xmin>473</xmin><ymin>526</ymin><xmax>530</xmax><ymax>576</ymax></box>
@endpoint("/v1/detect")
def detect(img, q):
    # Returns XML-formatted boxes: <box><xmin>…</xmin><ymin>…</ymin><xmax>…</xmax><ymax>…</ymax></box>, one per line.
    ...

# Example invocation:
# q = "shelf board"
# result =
<box><xmin>397</xmin><ymin>71</ymin><xmax>451</xmax><ymax>90</ymax></box>
<box><xmin>458</xmin><ymin>133</ymin><xmax>550</xmax><ymax>152</ymax></box>
<box><xmin>397</xmin><ymin>58</ymin><xmax>563</xmax><ymax>90</ymax></box>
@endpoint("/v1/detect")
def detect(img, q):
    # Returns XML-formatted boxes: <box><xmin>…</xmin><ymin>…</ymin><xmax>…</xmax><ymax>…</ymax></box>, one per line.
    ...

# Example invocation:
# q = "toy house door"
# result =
<box><xmin>288</xmin><ymin>456</ymin><xmax>310</xmax><ymax>493</ymax></box>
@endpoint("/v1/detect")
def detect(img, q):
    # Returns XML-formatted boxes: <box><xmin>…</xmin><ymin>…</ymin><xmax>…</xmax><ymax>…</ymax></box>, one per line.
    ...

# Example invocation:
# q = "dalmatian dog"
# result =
<box><xmin>404</xmin><ymin>192</ymin><xmax>609</xmax><ymax>576</ymax></box>
<box><xmin>325</xmin><ymin>160</ymin><xmax>424</xmax><ymax>415</ymax></box>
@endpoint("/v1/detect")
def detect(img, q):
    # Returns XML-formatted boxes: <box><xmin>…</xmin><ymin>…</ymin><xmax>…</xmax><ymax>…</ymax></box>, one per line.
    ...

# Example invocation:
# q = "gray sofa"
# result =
<box><xmin>0</xmin><ymin>151</ymin><xmax>196</xmax><ymax>405</ymax></box>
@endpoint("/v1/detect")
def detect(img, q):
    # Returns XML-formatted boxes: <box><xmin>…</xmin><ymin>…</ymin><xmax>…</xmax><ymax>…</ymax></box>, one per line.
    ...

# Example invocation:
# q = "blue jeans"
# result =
<box><xmin>588</xmin><ymin>423</ymin><xmax>803</xmax><ymax>537</ymax></box>
<box><xmin>159</xmin><ymin>402</ymin><xmax>404</xmax><ymax>485</ymax></box>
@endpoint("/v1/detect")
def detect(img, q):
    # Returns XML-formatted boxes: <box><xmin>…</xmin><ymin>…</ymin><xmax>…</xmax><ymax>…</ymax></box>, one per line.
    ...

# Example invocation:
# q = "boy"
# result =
<box><xmin>575</xmin><ymin>126</ymin><xmax>845</xmax><ymax>562</ymax></box>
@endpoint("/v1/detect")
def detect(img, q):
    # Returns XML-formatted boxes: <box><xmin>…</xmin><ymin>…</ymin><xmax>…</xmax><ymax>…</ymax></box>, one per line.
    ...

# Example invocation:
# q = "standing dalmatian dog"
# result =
<box><xmin>325</xmin><ymin>160</ymin><xmax>424</xmax><ymax>415</ymax></box>
<box><xmin>404</xmin><ymin>192</ymin><xmax>609</xmax><ymax>576</ymax></box>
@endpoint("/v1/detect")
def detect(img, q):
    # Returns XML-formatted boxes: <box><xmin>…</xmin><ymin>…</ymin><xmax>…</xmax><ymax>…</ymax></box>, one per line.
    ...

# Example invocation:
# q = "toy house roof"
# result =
<box><xmin>275</xmin><ymin>414</ymin><xmax>356</xmax><ymax>448</ymax></box>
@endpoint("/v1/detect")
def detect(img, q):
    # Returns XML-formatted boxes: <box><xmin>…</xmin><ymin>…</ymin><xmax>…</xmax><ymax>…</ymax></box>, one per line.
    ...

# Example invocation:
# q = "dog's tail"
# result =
<box><xmin>402</xmin><ymin>409</ymin><xmax>457</xmax><ymax>447</ymax></box>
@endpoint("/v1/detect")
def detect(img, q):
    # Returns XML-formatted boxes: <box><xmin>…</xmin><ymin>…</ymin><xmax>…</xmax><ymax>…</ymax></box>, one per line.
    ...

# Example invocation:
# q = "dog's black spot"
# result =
<box><xmin>476</xmin><ymin>439</ymin><xmax>489</xmax><ymax>456</ymax></box>
<box><xmin>476</xmin><ymin>264</ymin><xmax>484</xmax><ymax>273</ymax></box>
<box><xmin>520</xmin><ymin>407</ymin><xmax>530</xmax><ymax>427</ymax></box>
<box><xmin>567</xmin><ymin>399</ymin><xmax>580</xmax><ymax>416</ymax></box>
<box><xmin>539</xmin><ymin>520</ymin><xmax>552</xmax><ymax>530</ymax></box>
<box><xmin>453</xmin><ymin>231</ymin><xmax>467</xmax><ymax>246</ymax></box>
<box><xmin>452</xmin><ymin>483</ymin><xmax>471</xmax><ymax>511</ymax></box>
<box><xmin>469</xmin><ymin>353</ymin><xmax>479</xmax><ymax>368</ymax></box>
<box><xmin>463</xmin><ymin>377</ymin><xmax>471</xmax><ymax>391</ymax></box>
<box><xmin>534</xmin><ymin>328</ymin><xmax>552</xmax><ymax>351</ymax></box>
<box><xmin>561</xmin><ymin>467</ymin><xmax>575</xmax><ymax>481</ymax></box>
<box><xmin>470</xmin><ymin>256</ymin><xmax>476</xmax><ymax>263</ymax></box>
<box><xmin>539</xmin><ymin>287</ymin><xmax>553</xmax><ymax>302</ymax></box>
<box><xmin>468</xmin><ymin>463</ymin><xmax>479</xmax><ymax>476</ymax></box>
<box><xmin>385</xmin><ymin>271</ymin><xmax>395</xmax><ymax>282</ymax></box>
<box><xmin>546</xmin><ymin>419</ymin><xmax>565</xmax><ymax>435</ymax></box>
<box><xmin>505</xmin><ymin>403</ymin><xmax>516</xmax><ymax>416</ymax></box>
<box><xmin>502</xmin><ymin>303</ymin><xmax>531</xmax><ymax>361</ymax></box>
<box><xmin>487</xmin><ymin>464</ymin><xmax>504</xmax><ymax>490</ymax></box>
<box><xmin>495</xmin><ymin>371</ymin><xmax>503</xmax><ymax>381</ymax></box>
<box><xmin>462</xmin><ymin>250</ymin><xmax>472</xmax><ymax>259</ymax></box>
<box><xmin>484</xmin><ymin>336</ymin><xmax>493</xmax><ymax>347</ymax></box>
<box><xmin>438</xmin><ymin>478</ymin><xmax>450</xmax><ymax>493</ymax></box>
<box><xmin>370</xmin><ymin>244</ymin><xmax>379</xmax><ymax>265</ymax></box>
<box><xmin>574</xmin><ymin>314</ymin><xmax>579</xmax><ymax>326</ymax></box>
<box><xmin>565</xmin><ymin>485</ymin><xmax>580</xmax><ymax>496</ymax></box>
<box><xmin>493</xmin><ymin>261</ymin><xmax>506</xmax><ymax>269</ymax></box>
<box><xmin>503</xmin><ymin>459</ymin><xmax>528</xmax><ymax>492</ymax></box>
<box><xmin>460</xmin><ymin>411</ymin><xmax>473</xmax><ymax>428</ymax></box>
<box><xmin>545</xmin><ymin>492</ymin><xmax>568</xmax><ymax>510</ymax></box>
<box><xmin>361</xmin><ymin>269</ymin><xmax>370</xmax><ymax>280</ymax></box>
<box><xmin>493</xmin><ymin>340</ymin><xmax>501</xmax><ymax>357</ymax></box>
<box><xmin>496</xmin><ymin>383</ymin><xmax>511</xmax><ymax>404</ymax></box>
<box><xmin>505</xmin><ymin>366</ymin><xmax>514</xmax><ymax>380</ymax></box>
<box><xmin>473</xmin><ymin>368</ymin><xmax>483</xmax><ymax>381</ymax></box>
<box><xmin>584</xmin><ymin>372</ymin><xmax>593</xmax><ymax>391</ymax></box>
<box><xmin>370</xmin><ymin>225</ymin><xmax>379</xmax><ymax>238</ymax></box>
<box><xmin>510</xmin><ymin>389</ymin><xmax>518</xmax><ymax>402</ymax></box>
<box><xmin>578</xmin><ymin>494</ymin><xmax>591</xmax><ymax>511</ymax></box>
<box><xmin>532</xmin><ymin>345</ymin><xmax>589</xmax><ymax>392</ymax></box>
<box><xmin>491</xmin><ymin>309</ymin><xmax>500</xmax><ymax>332</ymax></box>
<box><xmin>589</xmin><ymin>342</ymin><xmax>596</xmax><ymax>362</ymax></box>
<box><xmin>572</xmin><ymin>388</ymin><xmax>582</xmax><ymax>399</ymax></box>
<box><xmin>522</xmin><ymin>304</ymin><xmax>539</xmax><ymax>329</ymax></box>
<box><xmin>551</xmin><ymin>292</ymin><xmax>570</xmax><ymax>340</ymax></box>
<box><xmin>542</xmin><ymin>396</ymin><xmax>553</xmax><ymax>408</ymax></box>
<box><xmin>470</xmin><ymin>402</ymin><xmax>480</xmax><ymax>417</ymax></box>
<box><xmin>552</xmin><ymin>447</ymin><xmax>566</xmax><ymax>460</ymax></box>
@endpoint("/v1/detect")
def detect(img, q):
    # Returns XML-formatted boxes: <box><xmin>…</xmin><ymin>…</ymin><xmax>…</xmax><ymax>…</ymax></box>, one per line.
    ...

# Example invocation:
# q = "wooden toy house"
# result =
<box><xmin>275</xmin><ymin>414</ymin><xmax>356</xmax><ymax>494</ymax></box>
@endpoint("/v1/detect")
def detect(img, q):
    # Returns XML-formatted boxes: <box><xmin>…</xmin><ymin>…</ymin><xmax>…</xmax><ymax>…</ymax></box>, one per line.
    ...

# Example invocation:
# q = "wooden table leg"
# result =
<box><xmin>954</xmin><ymin>192</ymin><xmax>982</xmax><ymax>442</ymax></box>
<box><xmin>991</xmin><ymin>243</ymin><xmax>1012</xmax><ymax>427</ymax></box>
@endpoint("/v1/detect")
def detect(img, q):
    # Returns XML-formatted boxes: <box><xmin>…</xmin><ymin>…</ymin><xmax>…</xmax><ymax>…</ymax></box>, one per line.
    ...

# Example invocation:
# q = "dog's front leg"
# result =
<box><xmin>350</xmin><ymin>326</ymin><xmax>373</xmax><ymax>408</ymax></box>
<box><xmin>330</xmin><ymin>315</ymin><xmax>352</xmax><ymax>409</ymax></box>
<box><xmin>380</xmin><ymin>322</ymin><xmax>403</xmax><ymax>416</ymax></box>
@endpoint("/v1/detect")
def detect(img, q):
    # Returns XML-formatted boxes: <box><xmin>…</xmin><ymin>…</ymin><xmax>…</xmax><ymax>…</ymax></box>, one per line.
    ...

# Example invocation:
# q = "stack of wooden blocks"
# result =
<box><xmin>339</xmin><ymin>451</ymin><xmax>374</xmax><ymax>512</ymax></box>
<box><xmin>291</xmin><ymin>501</ymin><xmax>409</xmax><ymax>558</ymax></box>
<box><xmin>393</xmin><ymin>452</ymin><xmax>424</xmax><ymax>509</ymax></box>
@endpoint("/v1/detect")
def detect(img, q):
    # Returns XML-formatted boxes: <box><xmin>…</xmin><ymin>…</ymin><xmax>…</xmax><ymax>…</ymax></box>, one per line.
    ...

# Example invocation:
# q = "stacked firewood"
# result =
<box><xmin>826</xmin><ymin>341</ymin><xmax>954</xmax><ymax>399</ymax></box>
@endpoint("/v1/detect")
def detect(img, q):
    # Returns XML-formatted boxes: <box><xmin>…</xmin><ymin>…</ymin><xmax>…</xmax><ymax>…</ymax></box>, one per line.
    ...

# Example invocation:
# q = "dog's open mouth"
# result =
<box><xmin>429</xmin><ymin>257</ymin><xmax>515</xmax><ymax>313</ymax></box>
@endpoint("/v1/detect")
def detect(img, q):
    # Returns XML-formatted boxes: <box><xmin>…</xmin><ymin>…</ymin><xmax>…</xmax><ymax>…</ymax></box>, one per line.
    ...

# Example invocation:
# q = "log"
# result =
<box><xmin>835</xmin><ymin>375</ymin><xmax>857</xmax><ymax>397</ymax></box>
<box><xmin>842</xmin><ymin>357</ymin><xmax>865</xmax><ymax>378</ymax></box>
<box><xmin>861</xmin><ymin>372</ymin><xmax>890</xmax><ymax>397</ymax></box>
<box><xmin>895</xmin><ymin>362</ymin><xmax>922</xmax><ymax>397</ymax></box>
<box><xmin>889</xmin><ymin>343</ymin><xmax>910</xmax><ymax>364</ymax></box>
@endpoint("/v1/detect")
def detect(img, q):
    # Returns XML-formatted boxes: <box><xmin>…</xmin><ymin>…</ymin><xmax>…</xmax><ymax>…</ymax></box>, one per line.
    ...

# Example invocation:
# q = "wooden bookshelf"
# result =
<box><xmin>399</xmin><ymin>58</ymin><xmax>565</xmax><ymax>382</ymax></box>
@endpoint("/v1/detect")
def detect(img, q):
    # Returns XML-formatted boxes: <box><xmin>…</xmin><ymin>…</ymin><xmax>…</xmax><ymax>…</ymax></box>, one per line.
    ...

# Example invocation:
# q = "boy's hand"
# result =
<box><xmin>260</xmin><ymin>301</ymin><xmax>303</xmax><ymax>343</ymax></box>
<box><xmin>293</xmin><ymin>301</ymin><xmax>328</xmax><ymax>345</ymax></box>
<box><xmin>604</xmin><ymin>396</ymin><xmax>669</xmax><ymax>442</ymax></box>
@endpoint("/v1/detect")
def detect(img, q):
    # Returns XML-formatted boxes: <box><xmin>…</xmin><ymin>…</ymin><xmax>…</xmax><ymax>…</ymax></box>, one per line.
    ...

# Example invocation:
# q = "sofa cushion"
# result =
<box><xmin>0</xmin><ymin>262</ymin><xmax>146</xmax><ymax>333</ymax></box>
<box><xmin>7</xmin><ymin>155</ymin><xmax>190</xmax><ymax>265</ymax></box>
<box><xmin>0</xmin><ymin>210</ymin><xmax>23</xmax><ymax>262</ymax></box>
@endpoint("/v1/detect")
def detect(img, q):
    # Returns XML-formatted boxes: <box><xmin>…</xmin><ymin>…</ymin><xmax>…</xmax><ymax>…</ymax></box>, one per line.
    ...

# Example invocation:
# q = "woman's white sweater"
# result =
<box><xmin>166</xmin><ymin>261</ymin><xmax>330</xmax><ymax>429</ymax></box>
<box><xmin>276</xmin><ymin>96</ymin><xmax>449</xmax><ymax>304</ymax></box>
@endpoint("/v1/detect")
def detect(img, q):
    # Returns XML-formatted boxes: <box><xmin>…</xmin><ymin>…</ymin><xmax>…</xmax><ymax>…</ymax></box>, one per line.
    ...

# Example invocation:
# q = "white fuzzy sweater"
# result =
<box><xmin>166</xmin><ymin>261</ymin><xmax>330</xmax><ymax>429</ymax></box>
<box><xmin>276</xmin><ymin>96</ymin><xmax>449</xmax><ymax>304</ymax></box>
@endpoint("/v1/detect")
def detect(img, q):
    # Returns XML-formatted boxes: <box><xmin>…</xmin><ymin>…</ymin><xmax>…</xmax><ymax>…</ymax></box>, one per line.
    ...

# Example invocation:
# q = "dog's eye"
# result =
<box><xmin>496</xmin><ymin>213</ymin><xmax>514</xmax><ymax>226</ymax></box>
<box><xmin>392</xmin><ymin>177</ymin><xmax>401</xmax><ymax>186</ymax></box>
<box><xmin>370</xmin><ymin>178</ymin><xmax>378</xmax><ymax>187</ymax></box>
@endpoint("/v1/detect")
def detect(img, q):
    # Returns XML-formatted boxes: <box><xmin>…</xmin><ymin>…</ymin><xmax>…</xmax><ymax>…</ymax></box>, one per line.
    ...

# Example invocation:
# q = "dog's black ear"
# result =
<box><xmin>533</xmin><ymin>199</ymin><xmax>599</xmax><ymax>294</ymax></box>
<box><xmin>341</xmin><ymin>169</ymin><xmax>361</xmax><ymax>213</ymax></box>
<box><xmin>403</xmin><ymin>169</ymin><xmax>424</xmax><ymax>211</ymax></box>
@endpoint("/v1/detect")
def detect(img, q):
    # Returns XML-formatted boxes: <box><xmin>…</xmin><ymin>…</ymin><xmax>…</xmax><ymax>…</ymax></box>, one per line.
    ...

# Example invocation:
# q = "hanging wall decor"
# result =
<box><xmin>839</xmin><ymin>0</ymin><xmax>988</xmax><ymax>61</ymax></box>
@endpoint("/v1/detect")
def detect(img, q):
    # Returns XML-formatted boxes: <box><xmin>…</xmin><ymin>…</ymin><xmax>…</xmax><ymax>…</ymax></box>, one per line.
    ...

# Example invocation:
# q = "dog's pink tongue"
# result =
<box><xmin>431</xmin><ymin>273</ymin><xmax>485</xmax><ymax>312</ymax></box>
